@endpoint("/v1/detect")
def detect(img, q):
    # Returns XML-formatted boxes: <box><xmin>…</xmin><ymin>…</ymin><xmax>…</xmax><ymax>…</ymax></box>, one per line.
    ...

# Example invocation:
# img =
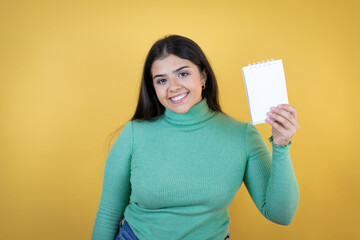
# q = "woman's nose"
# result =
<box><xmin>169</xmin><ymin>78</ymin><xmax>181</xmax><ymax>91</ymax></box>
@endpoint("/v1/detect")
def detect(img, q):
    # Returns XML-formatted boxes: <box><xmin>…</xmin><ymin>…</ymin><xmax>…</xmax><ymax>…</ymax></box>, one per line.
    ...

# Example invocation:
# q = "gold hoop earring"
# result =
<box><xmin>202</xmin><ymin>84</ymin><xmax>206</xmax><ymax>90</ymax></box>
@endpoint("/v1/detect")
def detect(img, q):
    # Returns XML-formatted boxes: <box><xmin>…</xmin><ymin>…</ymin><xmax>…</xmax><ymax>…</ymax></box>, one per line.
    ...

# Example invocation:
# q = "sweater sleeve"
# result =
<box><xmin>91</xmin><ymin>121</ymin><xmax>133</xmax><ymax>240</ymax></box>
<box><xmin>243</xmin><ymin>123</ymin><xmax>299</xmax><ymax>225</ymax></box>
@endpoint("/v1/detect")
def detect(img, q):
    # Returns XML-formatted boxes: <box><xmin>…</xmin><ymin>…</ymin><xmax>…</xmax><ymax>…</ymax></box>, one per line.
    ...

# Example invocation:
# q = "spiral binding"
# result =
<box><xmin>247</xmin><ymin>58</ymin><xmax>276</xmax><ymax>69</ymax></box>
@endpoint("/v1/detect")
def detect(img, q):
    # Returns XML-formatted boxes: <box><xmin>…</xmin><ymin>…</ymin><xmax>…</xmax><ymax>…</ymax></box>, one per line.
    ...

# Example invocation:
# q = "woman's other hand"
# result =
<box><xmin>266</xmin><ymin>104</ymin><xmax>300</xmax><ymax>146</ymax></box>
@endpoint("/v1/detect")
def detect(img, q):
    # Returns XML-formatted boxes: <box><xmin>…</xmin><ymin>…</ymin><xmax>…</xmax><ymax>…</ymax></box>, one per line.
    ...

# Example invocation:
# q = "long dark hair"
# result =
<box><xmin>106</xmin><ymin>35</ymin><xmax>222</xmax><ymax>151</ymax></box>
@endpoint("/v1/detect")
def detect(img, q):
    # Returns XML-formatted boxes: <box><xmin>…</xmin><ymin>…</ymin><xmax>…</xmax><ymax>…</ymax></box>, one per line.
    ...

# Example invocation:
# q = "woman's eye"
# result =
<box><xmin>157</xmin><ymin>79</ymin><xmax>167</xmax><ymax>84</ymax></box>
<box><xmin>178</xmin><ymin>72</ymin><xmax>188</xmax><ymax>78</ymax></box>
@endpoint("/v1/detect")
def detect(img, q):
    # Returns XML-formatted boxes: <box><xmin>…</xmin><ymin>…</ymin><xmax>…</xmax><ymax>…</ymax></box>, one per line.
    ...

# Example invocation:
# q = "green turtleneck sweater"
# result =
<box><xmin>92</xmin><ymin>98</ymin><xmax>299</xmax><ymax>240</ymax></box>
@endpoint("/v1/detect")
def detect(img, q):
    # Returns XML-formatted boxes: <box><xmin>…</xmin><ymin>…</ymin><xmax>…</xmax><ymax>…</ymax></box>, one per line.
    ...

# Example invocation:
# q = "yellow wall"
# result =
<box><xmin>1</xmin><ymin>0</ymin><xmax>359</xmax><ymax>239</ymax></box>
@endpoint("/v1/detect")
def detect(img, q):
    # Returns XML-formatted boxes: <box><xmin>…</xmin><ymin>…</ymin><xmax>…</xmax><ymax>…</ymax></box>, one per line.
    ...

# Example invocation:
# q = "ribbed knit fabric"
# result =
<box><xmin>92</xmin><ymin>98</ymin><xmax>299</xmax><ymax>240</ymax></box>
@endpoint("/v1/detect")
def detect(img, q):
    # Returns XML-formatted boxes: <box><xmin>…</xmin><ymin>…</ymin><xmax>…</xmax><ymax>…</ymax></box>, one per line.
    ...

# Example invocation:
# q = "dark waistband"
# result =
<box><xmin>119</xmin><ymin>218</ymin><xmax>230</xmax><ymax>239</ymax></box>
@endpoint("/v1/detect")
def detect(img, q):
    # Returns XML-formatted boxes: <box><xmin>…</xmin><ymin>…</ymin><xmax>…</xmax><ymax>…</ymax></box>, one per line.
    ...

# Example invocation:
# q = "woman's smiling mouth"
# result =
<box><xmin>169</xmin><ymin>92</ymin><xmax>188</xmax><ymax>103</ymax></box>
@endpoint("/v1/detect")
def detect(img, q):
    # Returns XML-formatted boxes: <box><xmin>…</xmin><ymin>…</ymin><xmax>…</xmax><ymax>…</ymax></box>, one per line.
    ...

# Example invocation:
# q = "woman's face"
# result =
<box><xmin>151</xmin><ymin>54</ymin><xmax>206</xmax><ymax>114</ymax></box>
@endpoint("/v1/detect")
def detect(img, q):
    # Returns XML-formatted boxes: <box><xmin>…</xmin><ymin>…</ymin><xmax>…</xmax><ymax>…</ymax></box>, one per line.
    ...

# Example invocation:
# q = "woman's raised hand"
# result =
<box><xmin>266</xmin><ymin>104</ymin><xmax>300</xmax><ymax>146</ymax></box>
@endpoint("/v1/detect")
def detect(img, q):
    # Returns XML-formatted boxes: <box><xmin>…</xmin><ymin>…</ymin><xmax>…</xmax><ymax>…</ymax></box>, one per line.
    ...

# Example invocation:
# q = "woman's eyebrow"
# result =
<box><xmin>153</xmin><ymin>66</ymin><xmax>190</xmax><ymax>79</ymax></box>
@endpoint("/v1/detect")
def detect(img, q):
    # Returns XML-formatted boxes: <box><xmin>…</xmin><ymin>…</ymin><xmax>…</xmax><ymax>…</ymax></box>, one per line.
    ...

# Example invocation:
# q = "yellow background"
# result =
<box><xmin>1</xmin><ymin>0</ymin><xmax>359</xmax><ymax>239</ymax></box>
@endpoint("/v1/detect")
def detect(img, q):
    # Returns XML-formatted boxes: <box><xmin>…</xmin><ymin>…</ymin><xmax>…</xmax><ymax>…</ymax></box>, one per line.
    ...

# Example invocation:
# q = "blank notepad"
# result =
<box><xmin>242</xmin><ymin>59</ymin><xmax>289</xmax><ymax>125</ymax></box>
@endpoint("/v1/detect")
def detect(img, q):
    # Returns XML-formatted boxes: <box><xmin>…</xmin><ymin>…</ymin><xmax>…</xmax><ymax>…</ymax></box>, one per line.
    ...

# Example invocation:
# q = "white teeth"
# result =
<box><xmin>171</xmin><ymin>93</ymin><xmax>187</xmax><ymax>101</ymax></box>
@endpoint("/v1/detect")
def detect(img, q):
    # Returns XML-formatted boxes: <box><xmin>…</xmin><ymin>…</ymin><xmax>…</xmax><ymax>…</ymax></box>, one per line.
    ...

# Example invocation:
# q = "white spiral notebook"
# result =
<box><xmin>242</xmin><ymin>59</ymin><xmax>289</xmax><ymax>125</ymax></box>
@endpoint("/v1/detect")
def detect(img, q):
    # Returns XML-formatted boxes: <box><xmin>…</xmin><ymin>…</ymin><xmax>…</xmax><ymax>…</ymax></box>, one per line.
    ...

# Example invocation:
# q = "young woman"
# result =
<box><xmin>92</xmin><ymin>35</ymin><xmax>300</xmax><ymax>240</ymax></box>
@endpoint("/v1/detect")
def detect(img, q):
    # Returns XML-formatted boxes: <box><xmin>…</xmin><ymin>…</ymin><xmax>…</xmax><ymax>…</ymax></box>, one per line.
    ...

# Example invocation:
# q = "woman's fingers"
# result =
<box><xmin>266</xmin><ymin>116</ymin><xmax>286</xmax><ymax>132</ymax></box>
<box><xmin>266</xmin><ymin>104</ymin><xmax>299</xmax><ymax>146</ymax></box>
<box><xmin>267</xmin><ymin>111</ymin><xmax>292</xmax><ymax>129</ymax></box>
<box><xmin>269</xmin><ymin>106</ymin><xmax>296</xmax><ymax>128</ymax></box>
<box><xmin>278</xmin><ymin>104</ymin><xmax>298</xmax><ymax>122</ymax></box>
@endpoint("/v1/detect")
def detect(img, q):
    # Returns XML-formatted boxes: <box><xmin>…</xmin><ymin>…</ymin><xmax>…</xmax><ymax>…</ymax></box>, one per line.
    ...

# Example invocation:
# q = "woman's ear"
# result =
<box><xmin>201</xmin><ymin>69</ymin><xmax>207</xmax><ymax>84</ymax></box>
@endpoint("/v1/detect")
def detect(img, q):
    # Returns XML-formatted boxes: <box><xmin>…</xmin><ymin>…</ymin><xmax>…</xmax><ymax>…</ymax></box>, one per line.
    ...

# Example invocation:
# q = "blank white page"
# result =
<box><xmin>242</xmin><ymin>59</ymin><xmax>289</xmax><ymax>125</ymax></box>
